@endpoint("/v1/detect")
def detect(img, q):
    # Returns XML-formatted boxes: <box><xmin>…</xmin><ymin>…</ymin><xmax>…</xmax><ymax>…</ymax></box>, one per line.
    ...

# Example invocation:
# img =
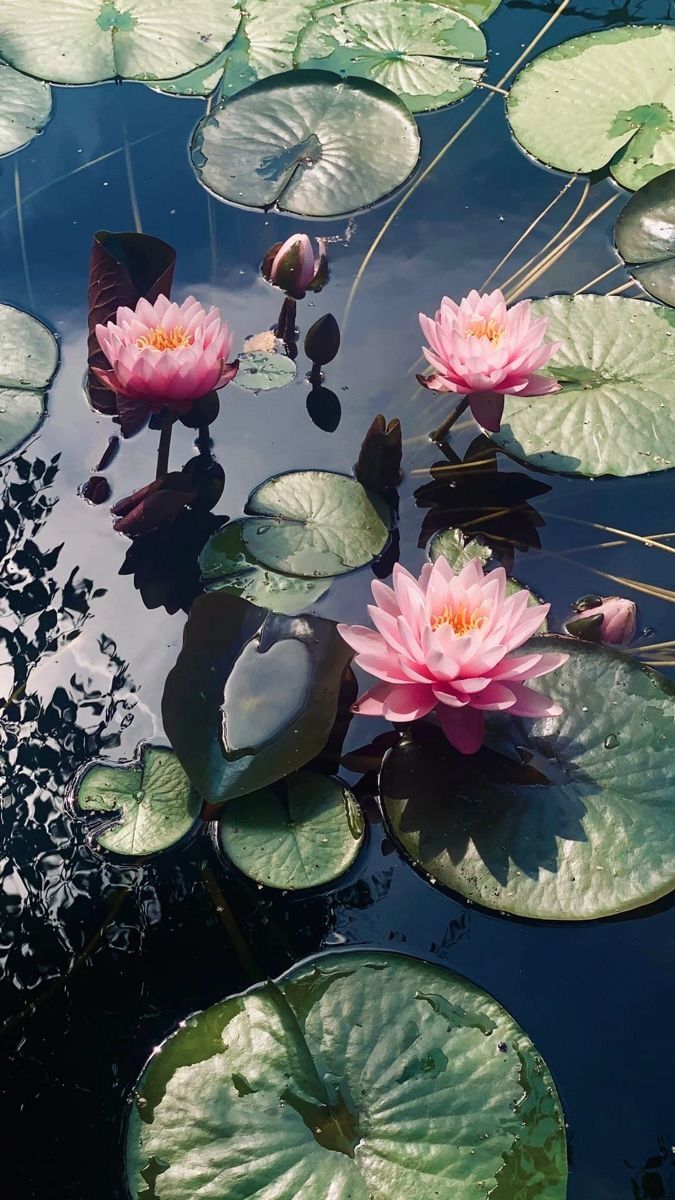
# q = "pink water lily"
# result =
<box><xmin>566</xmin><ymin>595</ymin><xmax>637</xmax><ymax>646</ymax></box>
<box><xmin>262</xmin><ymin>233</ymin><xmax>327</xmax><ymax>299</ymax></box>
<box><xmin>94</xmin><ymin>295</ymin><xmax>238</xmax><ymax>415</ymax></box>
<box><xmin>419</xmin><ymin>289</ymin><xmax>561</xmax><ymax>432</ymax></box>
<box><xmin>338</xmin><ymin>557</ymin><xmax>567</xmax><ymax>755</ymax></box>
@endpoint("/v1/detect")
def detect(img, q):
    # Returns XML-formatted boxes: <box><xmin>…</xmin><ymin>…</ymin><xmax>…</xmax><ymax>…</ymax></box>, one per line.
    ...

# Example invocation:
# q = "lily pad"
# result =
<box><xmin>244</xmin><ymin>469</ymin><xmax>391</xmax><ymax>577</ymax></box>
<box><xmin>235</xmin><ymin>350</ymin><xmax>297</xmax><ymax>392</ymax></box>
<box><xmin>200</xmin><ymin>521</ymin><xmax>330</xmax><ymax>615</ymax></box>
<box><xmin>490</xmin><ymin>294</ymin><xmax>675</xmax><ymax>477</ymax></box>
<box><xmin>190</xmin><ymin>69</ymin><xmax>420</xmax><ymax>217</ymax></box>
<box><xmin>0</xmin><ymin>304</ymin><xmax>59</xmax><ymax>464</ymax></box>
<box><xmin>428</xmin><ymin>526</ymin><xmax>491</xmax><ymax>569</ymax></box>
<box><xmin>0</xmin><ymin>0</ymin><xmax>240</xmax><ymax>85</ymax></box>
<box><xmin>507</xmin><ymin>25</ymin><xmax>675</xmax><ymax>191</ymax></box>
<box><xmin>382</xmin><ymin>636</ymin><xmax>675</xmax><ymax>921</ymax></box>
<box><xmin>75</xmin><ymin>744</ymin><xmax>200</xmax><ymax>856</ymax></box>
<box><xmin>615</xmin><ymin>169</ymin><xmax>675</xmax><ymax>307</ymax></box>
<box><xmin>217</xmin><ymin>771</ymin><xmax>365</xmax><ymax>889</ymax></box>
<box><xmin>0</xmin><ymin>61</ymin><xmax>52</xmax><ymax>157</ymax></box>
<box><xmin>126</xmin><ymin>949</ymin><xmax>567</xmax><ymax>1200</ymax></box>
<box><xmin>162</xmin><ymin>592</ymin><xmax>353</xmax><ymax>805</ymax></box>
<box><xmin>296</xmin><ymin>0</ymin><xmax>486</xmax><ymax>114</ymax></box>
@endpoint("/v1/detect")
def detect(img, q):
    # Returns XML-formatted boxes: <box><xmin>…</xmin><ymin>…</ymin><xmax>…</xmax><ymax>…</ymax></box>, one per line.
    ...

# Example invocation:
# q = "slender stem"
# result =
<box><xmin>573</xmin><ymin>261</ymin><xmax>623</xmax><ymax>295</ymax></box>
<box><xmin>430</xmin><ymin>396</ymin><xmax>470</xmax><ymax>444</ymax></box>
<box><xmin>309</xmin><ymin>362</ymin><xmax>323</xmax><ymax>386</ymax></box>
<box><xmin>505</xmin><ymin>192</ymin><xmax>620</xmax><ymax>303</ymax></box>
<box><xmin>155</xmin><ymin>410</ymin><xmax>173</xmax><ymax>479</ymax></box>
<box><xmin>499</xmin><ymin>179</ymin><xmax>590</xmax><ymax>295</ymax></box>
<box><xmin>276</xmin><ymin>296</ymin><xmax>297</xmax><ymax>342</ymax></box>
<box><xmin>481</xmin><ymin>177</ymin><xmax>577</xmax><ymax>290</ymax></box>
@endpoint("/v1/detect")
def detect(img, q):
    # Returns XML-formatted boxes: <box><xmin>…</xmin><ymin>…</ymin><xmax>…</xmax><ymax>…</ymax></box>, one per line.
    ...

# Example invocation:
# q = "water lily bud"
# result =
<box><xmin>304</xmin><ymin>313</ymin><xmax>340</xmax><ymax>365</ymax></box>
<box><xmin>261</xmin><ymin>234</ymin><xmax>327</xmax><ymax>299</ymax></box>
<box><xmin>565</xmin><ymin>595</ymin><xmax>637</xmax><ymax>646</ymax></box>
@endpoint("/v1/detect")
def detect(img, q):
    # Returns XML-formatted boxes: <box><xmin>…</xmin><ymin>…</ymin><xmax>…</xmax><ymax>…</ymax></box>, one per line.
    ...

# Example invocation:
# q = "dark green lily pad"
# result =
<box><xmin>162</xmin><ymin>593</ymin><xmax>353</xmax><ymax>805</ymax></box>
<box><xmin>616</xmin><ymin>169</ymin><xmax>675</xmax><ymax>307</ymax></box>
<box><xmin>190</xmin><ymin>69</ymin><xmax>420</xmax><ymax>217</ymax></box>
<box><xmin>217</xmin><ymin>771</ymin><xmax>365</xmax><ymax>889</ymax></box>
<box><xmin>507</xmin><ymin>25</ymin><xmax>675</xmax><ymax>191</ymax></box>
<box><xmin>126</xmin><ymin>950</ymin><xmax>567</xmax><ymax>1199</ymax></box>
<box><xmin>0</xmin><ymin>61</ymin><xmax>52</xmax><ymax>157</ymax></box>
<box><xmin>382</xmin><ymin>636</ymin><xmax>675</xmax><ymax>921</ymax></box>
<box><xmin>75</xmin><ymin>744</ymin><xmax>200</xmax><ymax>856</ymax></box>
<box><xmin>0</xmin><ymin>304</ymin><xmax>59</xmax><ymax>464</ymax></box>
<box><xmin>490</xmin><ymin>295</ymin><xmax>675</xmax><ymax>477</ymax></box>
<box><xmin>200</xmin><ymin>521</ymin><xmax>330</xmax><ymax>615</ymax></box>
<box><xmin>235</xmin><ymin>351</ymin><xmax>297</xmax><ymax>392</ymax></box>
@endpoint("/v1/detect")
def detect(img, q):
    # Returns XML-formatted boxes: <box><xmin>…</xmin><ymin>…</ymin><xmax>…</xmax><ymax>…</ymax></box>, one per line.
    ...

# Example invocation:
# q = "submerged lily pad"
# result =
<box><xmin>507</xmin><ymin>25</ymin><xmax>675</xmax><ymax>190</ymax></box>
<box><xmin>126</xmin><ymin>950</ymin><xmax>567</xmax><ymax>1200</ymax></box>
<box><xmin>0</xmin><ymin>304</ymin><xmax>59</xmax><ymax>464</ymax></box>
<box><xmin>200</xmin><ymin>521</ymin><xmax>330</xmax><ymax>615</ymax></box>
<box><xmin>191</xmin><ymin>69</ymin><xmax>420</xmax><ymax>217</ymax></box>
<box><xmin>244</xmin><ymin>469</ymin><xmax>391</xmax><ymax>577</ymax></box>
<box><xmin>0</xmin><ymin>0</ymin><xmax>240</xmax><ymax>85</ymax></box>
<box><xmin>235</xmin><ymin>351</ymin><xmax>297</xmax><ymax>392</ymax></box>
<box><xmin>75</xmin><ymin>745</ymin><xmax>200</xmax><ymax>856</ymax></box>
<box><xmin>296</xmin><ymin>0</ymin><xmax>486</xmax><ymax>114</ymax></box>
<box><xmin>616</xmin><ymin>169</ymin><xmax>675</xmax><ymax>307</ymax></box>
<box><xmin>382</xmin><ymin>636</ymin><xmax>675</xmax><ymax>921</ymax></box>
<box><xmin>0</xmin><ymin>61</ymin><xmax>52</xmax><ymax>157</ymax></box>
<box><xmin>490</xmin><ymin>295</ymin><xmax>675</xmax><ymax>477</ymax></box>
<box><xmin>217</xmin><ymin>771</ymin><xmax>365</xmax><ymax>889</ymax></box>
<box><xmin>162</xmin><ymin>593</ymin><xmax>353</xmax><ymax>805</ymax></box>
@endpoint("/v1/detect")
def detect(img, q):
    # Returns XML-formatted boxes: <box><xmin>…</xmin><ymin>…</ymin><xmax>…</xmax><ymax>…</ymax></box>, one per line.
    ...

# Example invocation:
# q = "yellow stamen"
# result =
<box><xmin>136</xmin><ymin>325</ymin><xmax>192</xmax><ymax>351</ymax></box>
<box><xmin>431</xmin><ymin>605</ymin><xmax>485</xmax><ymax>635</ymax></box>
<box><xmin>465</xmin><ymin>317</ymin><xmax>504</xmax><ymax>346</ymax></box>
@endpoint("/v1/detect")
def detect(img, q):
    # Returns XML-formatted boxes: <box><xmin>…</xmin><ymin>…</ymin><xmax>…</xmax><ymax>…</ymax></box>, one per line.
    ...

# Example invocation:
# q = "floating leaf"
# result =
<box><xmin>0</xmin><ymin>0</ymin><xmax>240</xmax><ymax>85</ymax></box>
<box><xmin>191</xmin><ymin>69</ymin><xmax>420</xmax><ymax>217</ymax></box>
<box><xmin>217</xmin><ymin>771</ymin><xmax>364</xmax><ymax>889</ymax></box>
<box><xmin>162</xmin><ymin>593</ymin><xmax>353</xmax><ymax>805</ymax></box>
<box><xmin>75</xmin><ymin>744</ymin><xmax>200</xmax><ymax>856</ymax></box>
<box><xmin>382</xmin><ymin>636</ymin><xmax>675</xmax><ymax>920</ymax></box>
<box><xmin>507</xmin><ymin>25</ymin><xmax>675</xmax><ymax>190</ymax></box>
<box><xmin>490</xmin><ymin>295</ymin><xmax>675</xmax><ymax>477</ymax></box>
<box><xmin>616</xmin><ymin>169</ymin><xmax>675</xmax><ymax>307</ymax></box>
<box><xmin>0</xmin><ymin>60</ymin><xmax>51</xmax><ymax>157</ymax></box>
<box><xmin>243</xmin><ymin>469</ymin><xmax>391</xmax><ymax>577</ymax></box>
<box><xmin>296</xmin><ymin>0</ymin><xmax>485</xmax><ymax>113</ymax></box>
<box><xmin>0</xmin><ymin>304</ymin><xmax>59</xmax><ymax>464</ymax></box>
<box><xmin>126</xmin><ymin>950</ymin><xmax>567</xmax><ymax>1200</ymax></box>
<box><xmin>234</xmin><ymin>350</ymin><xmax>297</xmax><ymax>392</ymax></box>
<box><xmin>200</xmin><ymin>521</ymin><xmax>330</xmax><ymax>615</ymax></box>
<box><xmin>428</xmin><ymin>526</ymin><xmax>491</xmax><ymax>569</ymax></box>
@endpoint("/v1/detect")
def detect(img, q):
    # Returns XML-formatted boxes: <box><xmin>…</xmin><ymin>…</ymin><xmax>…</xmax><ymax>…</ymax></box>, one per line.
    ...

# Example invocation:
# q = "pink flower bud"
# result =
<box><xmin>261</xmin><ymin>234</ymin><xmax>327</xmax><ymax>298</ymax></box>
<box><xmin>565</xmin><ymin>596</ymin><xmax>637</xmax><ymax>646</ymax></box>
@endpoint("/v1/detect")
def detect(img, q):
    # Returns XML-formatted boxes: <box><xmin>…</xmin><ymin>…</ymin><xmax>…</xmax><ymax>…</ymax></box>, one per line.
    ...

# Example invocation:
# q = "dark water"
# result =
<box><xmin>2</xmin><ymin>1</ymin><xmax>675</xmax><ymax>1196</ymax></box>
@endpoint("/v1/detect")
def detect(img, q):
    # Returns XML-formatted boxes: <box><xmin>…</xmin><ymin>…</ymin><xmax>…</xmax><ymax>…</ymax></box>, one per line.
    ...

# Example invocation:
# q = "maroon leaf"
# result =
<box><xmin>355</xmin><ymin>414</ymin><xmax>402</xmax><ymax>496</ymax></box>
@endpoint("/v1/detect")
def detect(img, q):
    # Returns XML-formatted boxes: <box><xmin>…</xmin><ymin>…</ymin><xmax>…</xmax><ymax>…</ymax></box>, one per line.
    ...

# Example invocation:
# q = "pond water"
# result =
<box><xmin>2</xmin><ymin>0</ymin><xmax>675</xmax><ymax>1197</ymax></box>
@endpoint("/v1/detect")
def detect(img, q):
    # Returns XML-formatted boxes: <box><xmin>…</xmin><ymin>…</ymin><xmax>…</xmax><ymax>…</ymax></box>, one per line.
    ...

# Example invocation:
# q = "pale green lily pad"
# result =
<box><xmin>0</xmin><ymin>61</ymin><xmax>52</xmax><ymax>157</ymax></box>
<box><xmin>75</xmin><ymin>745</ymin><xmax>201</xmax><ymax>856</ymax></box>
<box><xmin>244</xmin><ymin>469</ymin><xmax>391</xmax><ymax>577</ymax></box>
<box><xmin>507</xmin><ymin>25</ymin><xmax>675</xmax><ymax>191</ymax></box>
<box><xmin>0</xmin><ymin>0</ymin><xmax>240</xmax><ymax>85</ymax></box>
<box><xmin>217</xmin><ymin>771</ymin><xmax>364</xmax><ymax>889</ymax></box>
<box><xmin>126</xmin><ymin>950</ymin><xmax>567</xmax><ymax>1200</ymax></box>
<box><xmin>235</xmin><ymin>351</ymin><xmax>297</xmax><ymax>392</ymax></box>
<box><xmin>0</xmin><ymin>304</ymin><xmax>59</xmax><ymax>464</ymax></box>
<box><xmin>615</xmin><ymin>169</ymin><xmax>675</xmax><ymax>307</ymax></box>
<box><xmin>429</xmin><ymin>526</ymin><xmax>491</xmax><ymax>569</ymax></box>
<box><xmin>191</xmin><ymin>69</ymin><xmax>420</xmax><ymax>217</ymax></box>
<box><xmin>295</xmin><ymin>0</ymin><xmax>485</xmax><ymax>114</ymax></box>
<box><xmin>490</xmin><ymin>294</ymin><xmax>675</xmax><ymax>477</ymax></box>
<box><xmin>200</xmin><ymin>521</ymin><xmax>330</xmax><ymax>614</ymax></box>
<box><xmin>382</xmin><ymin>636</ymin><xmax>675</xmax><ymax>921</ymax></box>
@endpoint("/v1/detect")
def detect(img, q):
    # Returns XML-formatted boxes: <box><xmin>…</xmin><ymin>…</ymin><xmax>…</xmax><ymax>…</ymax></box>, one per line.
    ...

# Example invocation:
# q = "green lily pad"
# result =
<box><xmin>0</xmin><ymin>0</ymin><xmax>240</xmax><ymax>85</ymax></box>
<box><xmin>200</xmin><ymin>521</ymin><xmax>330</xmax><ymax>615</ymax></box>
<box><xmin>490</xmin><ymin>294</ymin><xmax>675</xmax><ymax>477</ymax></box>
<box><xmin>162</xmin><ymin>593</ymin><xmax>353</xmax><ymax>805</ymax></box>
<box><xmin>428</xmin><ymin>526</ymin><xmax>491</xmax><ymax>569</ymax></box>
<box><xmin>75</xmin><ymin>744</ymin><xmax>200</xmax><ymax>856</ymax></box>
<box><xmin>0</xmin><ymin>304</ymin><xmax>59</xmax><ymax>464</ymax></box>
<box><xmin>217</xmin><ymin>771</ymin><xmax>365</xmax><ymax>889</ymax></box>
<box><xmin>295</xmin><ymin>0</ymin><xmax>486</xmax><ymax>114</ymax></box>
<box><xmin>507</xmin><ymin>25</ymin><xmax>675</xmax><ymax>191</ymax></box>
<box><xmin>190</xmin><ymin>69</ymin><xmax>420</xmax><ymax>217</ymax></box>
<box><xmin>382</xmin><ymin>636</ymin><xmax>675</xmax><ymax>921</ymax></box>
<box><xmin>126</xmin><ymin>949</ymin><xmax>567</xmax><ymax>1200</ymax></box>
<box><xmin>0</xmin><ymin>61</ymin><xmax>52</xmax><ymax>157</ymax></box>
<box><xmin>244</xmin><ymin>469</ymin><xmax>391</xmax><ymax>577</ymax></box>
<box><xmin>615</xmin><ymin>169</ymin><xmax>675</xmax><ymax>307</ymax></box>
<box><xmin>235</xmin><ymin>350</ymin><xmax>297</xmax><ymax>392</ymax></box>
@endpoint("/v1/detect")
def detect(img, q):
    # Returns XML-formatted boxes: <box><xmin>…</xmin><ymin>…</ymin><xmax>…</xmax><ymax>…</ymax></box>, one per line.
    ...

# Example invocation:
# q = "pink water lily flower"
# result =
<box><xmin>418</xmin><ymin>288</ymin><xmax>561</xmax><ymax>432</ymax></box>
<box><xmin>94</xmin><ymin>295</ymin><xmax>238</xmax><ymax>415</ymax></box>
<box><xmin>262</xmin><ymin>233</ymin><xmax>327</xmax><ymax>299</ymax></box>
<box><xmin>566</xmin><ymin>595</ymin><xmax>637</xmax><ymax>646</ymax></box>
<box><xmin>338</xmin><ymin>557</ymin><xmax>567</xmax><ymax>755</ymax></box>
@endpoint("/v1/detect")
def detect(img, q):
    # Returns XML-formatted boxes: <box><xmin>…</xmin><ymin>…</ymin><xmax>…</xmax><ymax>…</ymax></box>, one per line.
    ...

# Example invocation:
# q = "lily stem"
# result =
<box><xmin>156</xmin><ymin>410</ymin><xmax>173</xmax><ymax>479</ymax></box>
<box><xmin>430</xmin><ymin>396</ymin><xmax>470</xmax><ymax>445</ymax></box>
<box><xmin>276</xmin><ymin>296</ymin><xmax>297</xmax><ymax>344</ymax></box>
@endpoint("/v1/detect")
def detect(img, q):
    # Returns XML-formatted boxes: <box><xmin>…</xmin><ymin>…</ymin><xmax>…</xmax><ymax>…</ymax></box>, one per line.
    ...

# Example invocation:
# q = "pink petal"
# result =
<box><xmin>507</xmin><ymin>682</ymin><xmax>562</xmax><ymax>718</ymax></box>
<box><xmin>437</xmin><ymin>705</ymin><xmax>485</xmax><ymax>754</ymax></box>
<box><xmin>469</xmin><ymin>391</ymin><xmax>505</xmax><ymax>432</ymax></box>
